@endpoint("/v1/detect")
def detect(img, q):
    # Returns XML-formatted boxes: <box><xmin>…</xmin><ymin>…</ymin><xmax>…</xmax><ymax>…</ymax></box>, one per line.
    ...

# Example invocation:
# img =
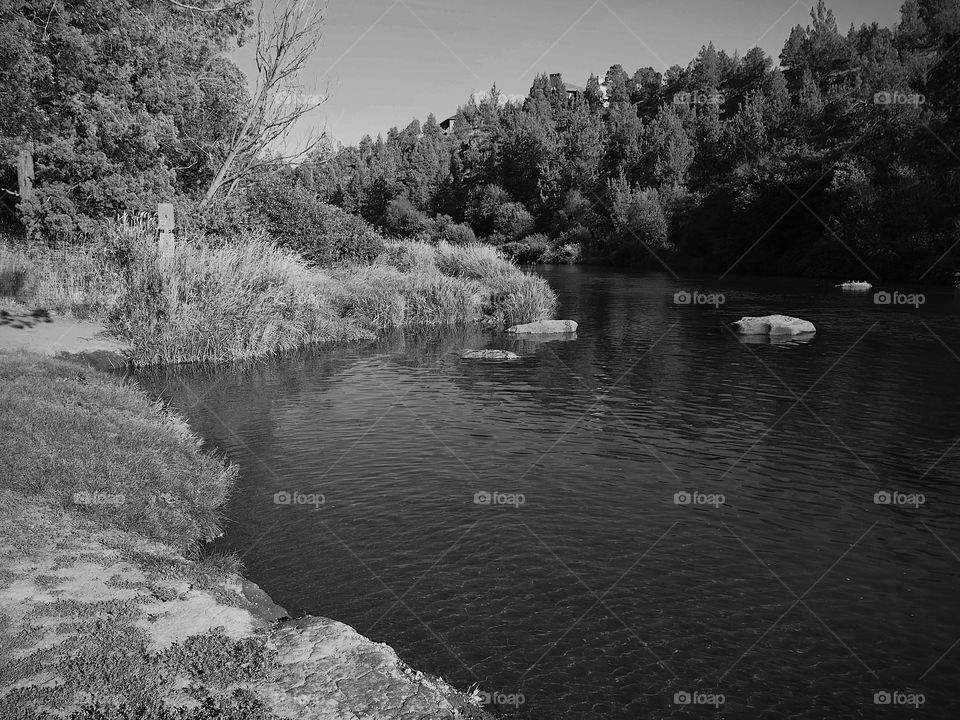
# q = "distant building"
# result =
<box><xmin>550</xmin><ymin>73</ymin><xmax>584</xmax><ymax>101</ymax></box>
<box><xmin>439</xmin><ymin>116</ymin><xmax>457</xmax><ymax>135</ymax></box>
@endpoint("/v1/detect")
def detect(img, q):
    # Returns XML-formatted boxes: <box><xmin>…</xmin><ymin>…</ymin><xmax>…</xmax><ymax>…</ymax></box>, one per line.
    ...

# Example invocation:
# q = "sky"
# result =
<box><xmin>230</xmin><ymin>0</ymin><xmax>906</xmax><ymax>147</ymax></box>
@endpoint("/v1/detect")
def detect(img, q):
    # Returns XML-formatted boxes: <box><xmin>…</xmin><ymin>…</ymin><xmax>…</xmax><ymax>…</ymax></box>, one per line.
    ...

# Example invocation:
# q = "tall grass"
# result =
<box><xmin>0</xmin><ymin>241</ymin><xmax>121</xmax><ymax>317</ymax></box>
<box><xmin>1</xmin><ymin>224</ymin><xmax>557</xmax><ymax>365</ymax></box>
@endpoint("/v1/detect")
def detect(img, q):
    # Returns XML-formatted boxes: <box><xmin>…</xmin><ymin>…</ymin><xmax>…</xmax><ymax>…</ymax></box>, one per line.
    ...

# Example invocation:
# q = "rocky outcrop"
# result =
<box><xmin>734</xmin><ymin>314</ymin><xmax>815</xmax><ymax>336</ymax></box>
<box><xmin>258</xmin><ymin>616</ymin><xmax>484</xmax><ymax>719</ymax></box>
<box><xmin>507</xmin><ymin>319</ymin><xmax>578</xmax><ymax>334</ymax></box>
<box><xmin>460</xmin><ymin>349</ymin><xmax>520</xmax><ymax>360</ymax></box>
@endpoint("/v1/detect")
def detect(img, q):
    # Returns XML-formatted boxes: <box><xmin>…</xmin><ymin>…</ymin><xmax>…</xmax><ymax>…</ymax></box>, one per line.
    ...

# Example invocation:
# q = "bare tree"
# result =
<box><xmin>200</xmin><ymin>0</ymin><xmax>328</xmax><ymax>207</ymax></box>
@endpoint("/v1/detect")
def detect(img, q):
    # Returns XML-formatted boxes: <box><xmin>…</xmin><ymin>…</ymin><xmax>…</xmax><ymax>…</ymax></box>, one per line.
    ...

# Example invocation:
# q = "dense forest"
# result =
<box><xmin>303</xmin><ymin>0</ymin><xmax>960</xmax><ymax>282</ymax></box>
<box><xmin>2</xmin><ymin>0</ymin><xmax>959</xmax><ymax>282</ymax></box>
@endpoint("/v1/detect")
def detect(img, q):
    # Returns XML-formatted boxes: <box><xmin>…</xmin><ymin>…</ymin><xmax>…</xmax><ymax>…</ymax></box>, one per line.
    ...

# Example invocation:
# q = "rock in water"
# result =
<box><xmin>835</xmin><ymin>281</ymin><xmax>872</xmax><ymax>291</ymax></box>
<box><xmin>507</xmin><ymin>319</ymin><xmax>578</xmax><ymax>334</ymax></box>
<box><xmin>734</xmin><ymin>314</ymin><xmax>816</xmax><ymax>336</ymax></box>
<box><xmin>460</xmin><ymin>349</ymin><xmax>520</xmax><ymax>360</ymax></box>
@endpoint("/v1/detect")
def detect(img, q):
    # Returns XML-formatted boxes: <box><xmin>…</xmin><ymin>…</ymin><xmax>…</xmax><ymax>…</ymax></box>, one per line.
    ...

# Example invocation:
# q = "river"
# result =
<box><xmin>137</xmin><ymin>267</ymin><xmax>960</xmax><ymax>719</ymax></box>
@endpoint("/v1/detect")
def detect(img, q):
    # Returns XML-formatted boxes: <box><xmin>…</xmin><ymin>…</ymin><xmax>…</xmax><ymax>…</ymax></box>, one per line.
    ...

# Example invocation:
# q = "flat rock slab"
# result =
<box><xmin>734</xmin><ymin>314</ymin><xmax>816</xmax><ymax>336</ymax></box>
<box><xmin>258</xmin><ymin>616</ymin><xmax>482</xmax><ymax>719</ymax></box>
<box><xmin>507</xmin><ymin>319</ymin><xmax>578</xmax><ymax>334</ymax></box>
<box><xmin>461</xmin><ymin>349</ymin><xmax>520</xmax><ymax>360</ymax></box>
<box><xmin>0</xmin><ymin>315</ymin><xmax>131</xmax><ymax>369</ymax></box>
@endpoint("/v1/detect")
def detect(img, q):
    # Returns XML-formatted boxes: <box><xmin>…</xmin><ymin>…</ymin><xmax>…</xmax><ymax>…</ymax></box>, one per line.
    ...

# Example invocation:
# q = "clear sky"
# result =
<box><xmin>230</xmin><ymin>0</ymin><xmax>906</xmax><ymax>146</ymax></box>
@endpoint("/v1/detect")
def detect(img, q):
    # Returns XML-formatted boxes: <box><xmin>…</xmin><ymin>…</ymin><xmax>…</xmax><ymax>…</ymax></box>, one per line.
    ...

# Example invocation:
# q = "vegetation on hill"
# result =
<box><xmin>2</xmin><ymin>0</ymin><xmax>956</xmax><ymax>289</ymax></box>
<box><xmin>301</xmin><ymin>0</ymin><xmax>960</xmax><ymax>281</ymax></box>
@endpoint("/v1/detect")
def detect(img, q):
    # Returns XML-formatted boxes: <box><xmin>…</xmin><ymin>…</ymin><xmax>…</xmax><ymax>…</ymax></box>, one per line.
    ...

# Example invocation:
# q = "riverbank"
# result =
<box><xmin>0</xmin><ymin>353</ymin><xmax>488</xmax><ymax>719</ymax></box>
<box><xmin>1</xmin><ymin>230</ymin><xmax>556</xmax><ymax>365</ymax></box>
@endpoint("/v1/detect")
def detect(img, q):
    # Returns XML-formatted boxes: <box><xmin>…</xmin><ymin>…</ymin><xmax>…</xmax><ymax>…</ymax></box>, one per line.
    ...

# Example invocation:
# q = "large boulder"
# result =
<box><xmin>460</xmin><ymin>349</ymin><xmax>520</xmax><ymax>360</ymax></box>
<box><xmin>507</xmin><ymin>319</ymin><xmax>578</xmax><ymax>334</ymax></box>
<box><xmin>734</xmin><ymin>314</ymin><xmax>815</xmax><ymax>336</ymax></box>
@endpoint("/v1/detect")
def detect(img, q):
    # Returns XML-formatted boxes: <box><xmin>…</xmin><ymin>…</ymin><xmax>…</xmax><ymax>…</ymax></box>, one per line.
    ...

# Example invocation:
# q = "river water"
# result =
<box><xmin>138</xmin><ymin>267</ymin><xmax>960</xmax><ymax>719</ymax></box>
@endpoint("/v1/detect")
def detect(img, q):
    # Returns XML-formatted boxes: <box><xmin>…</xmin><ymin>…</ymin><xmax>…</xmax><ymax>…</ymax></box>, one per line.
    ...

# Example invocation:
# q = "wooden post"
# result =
<box><xmin>157</xmin><ymin>203</ymin><xmax>175</xmax><ymax>258</ymax></box>
<box><xmin>16</xmin><ymin>143</ymin><xmax>34</xmax><ymax>202</ymax></box>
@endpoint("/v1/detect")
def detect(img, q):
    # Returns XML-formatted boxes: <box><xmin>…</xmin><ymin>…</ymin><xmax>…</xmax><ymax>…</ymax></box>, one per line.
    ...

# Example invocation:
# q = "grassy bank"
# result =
<box><xmin>0</xmin><ymin>353</ymin><xmax>270</xmax><ymax>718</ymax></box>
<box><xmin>1</xmin><ymin>225</ymin><xmax>557</xmax><ymax>365</ymax></box>
<box><xmin>0</xmin><ymin>353</ymin><xmax>486</xmax><ymax>718</ymax></box>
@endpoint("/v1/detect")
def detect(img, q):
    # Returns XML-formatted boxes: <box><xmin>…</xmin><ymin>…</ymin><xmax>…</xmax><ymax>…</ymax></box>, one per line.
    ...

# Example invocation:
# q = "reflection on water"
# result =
<box><xmin>137</xmin><ymin>268</ymin><xmax>960</xmax><ymax>720</ymax></box>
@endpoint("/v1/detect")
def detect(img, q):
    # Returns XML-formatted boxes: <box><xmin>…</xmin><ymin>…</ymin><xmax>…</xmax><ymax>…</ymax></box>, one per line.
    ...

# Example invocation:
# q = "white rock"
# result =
<box><xmin>734</xmin><ymin>314</ymin><xmax>816</xmax><ymax>336</ymax></box>
<box><xmin>460</xmin><ymin>349</ymin><xmax>520</xmax><ymax>360</ymax></box>
<box><xmin>507</xmin><ymin>319</ymin><xmax>578</xmax><ymax>334</ymax></box>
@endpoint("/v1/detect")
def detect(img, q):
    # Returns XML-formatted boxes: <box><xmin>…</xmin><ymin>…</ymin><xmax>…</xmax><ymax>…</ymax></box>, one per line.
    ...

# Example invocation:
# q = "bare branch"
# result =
<box><xmin>201</xmin><ymin>0</ymin><xmax>328</xmax><ymax>207</ymax></box>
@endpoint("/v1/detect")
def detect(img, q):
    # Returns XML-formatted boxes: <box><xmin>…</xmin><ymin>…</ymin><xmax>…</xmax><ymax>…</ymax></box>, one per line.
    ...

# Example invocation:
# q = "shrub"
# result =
<box><xmin>558</xmin><ymin>224</ymin><xmax>592</xmax><ymax>247</ymax></box>
<box><xmin>501</xmin><ymin>234</ymin><xmax>551</xmax><ymax>264</ymax></box>
<box><xmin>608</xmin><ymin>179</ymin><xmax>671</xmax><ymax>260</ymax></box>
<box><xmin>544</xmin><ymin>242</ymin><xmax>582</xmax><ymax>264</ymax></box>
<box><xmin>384</xmin><ymin>197</ymin><xmax>435</xmax><ymax>237</ymax></box>
<box><xmin>435</xmin><ymin>214</ymin><xmax>477</xmax><ymax>245</ymax></box>
<box><xmin>466</xmin><ymin>184</ymin><xmax>512</xmax><ymax>237</ymax></box>
<box><xmin>494</xmin><ymin>201</ymin><xmax>535</xmax><ymax>241</ymax></box>
<box><xmin>175</xmin><ymin>194</ymin><xmax>263</xmax><ymax>241</ymax></box>
<box><xmin>247</xmin><ymin>181</ymin><xmax>384</xmax><ymax>264</ymax></box>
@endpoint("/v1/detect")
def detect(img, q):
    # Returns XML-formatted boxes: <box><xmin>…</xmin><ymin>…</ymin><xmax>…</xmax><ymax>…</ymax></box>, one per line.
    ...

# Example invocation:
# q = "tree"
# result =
<box><xmin>0</xmin><ymin>0</ymin><xmax>251</xmax><ymax>239</ymax></box>
<box><xmin>200</xmin><ymin>0</ymin><xmax>327</xmax><ymax>207</ymax></box>
<box><xmin>604</xmin><ymin>64</ymin><xmax>630</xmax><ymax>104</ymax></box>
<box><xmin>780</xmin><ymin>25</ymin><xmax>809</xmax><ymax>70</ymax></box>
<box><xmin>741</xmin><ymin>47</ymin><xmax>773</xmax><ymax>78</ymax></box>
<box><xmin>648</xmin><ymin>104</ymin><xmax>695</xmax><ymax>188</ymax></box>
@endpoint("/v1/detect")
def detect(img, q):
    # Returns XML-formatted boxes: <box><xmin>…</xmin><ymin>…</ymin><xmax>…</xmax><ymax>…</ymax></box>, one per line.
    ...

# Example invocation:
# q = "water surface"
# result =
<box><xmin>138</xmin><ymin>268</ymin><xmax>960</xmax><ymax>719</ymax></box>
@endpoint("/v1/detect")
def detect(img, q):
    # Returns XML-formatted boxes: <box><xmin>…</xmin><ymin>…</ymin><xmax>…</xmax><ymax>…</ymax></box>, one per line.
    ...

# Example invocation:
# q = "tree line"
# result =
<box><xmin>303</xmin><ymin>0</ymin><xmax>960</xmax><ymax>281</ymax></box>
<box><xmin>2</xmin><ymin>0</ymin><xmax>958</xmax><ymax>282</ymax></box>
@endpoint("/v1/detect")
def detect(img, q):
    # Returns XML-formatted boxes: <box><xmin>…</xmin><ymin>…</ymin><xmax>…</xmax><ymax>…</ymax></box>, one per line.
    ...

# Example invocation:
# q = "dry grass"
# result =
<box><xmin>1</xmin><ymin>226</ymin><xmax>557</xmax><ymax>365</ymax></box>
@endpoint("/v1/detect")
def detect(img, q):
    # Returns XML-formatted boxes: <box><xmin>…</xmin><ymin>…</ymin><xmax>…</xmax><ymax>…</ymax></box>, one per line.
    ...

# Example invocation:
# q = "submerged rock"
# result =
<box><xmin>507</xmin><ymin>319</ymin><xmax>578</xmax><ymax>334</ymax></box>
<box><xmin>734</xmin><ymin>314</ymin><xmax>816</xmax><ymax>336</ymax></box>
<box><xmin>460</xmin><ymin>349</ymin><xmax>520</xmax><ymax>360</ymax></box>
